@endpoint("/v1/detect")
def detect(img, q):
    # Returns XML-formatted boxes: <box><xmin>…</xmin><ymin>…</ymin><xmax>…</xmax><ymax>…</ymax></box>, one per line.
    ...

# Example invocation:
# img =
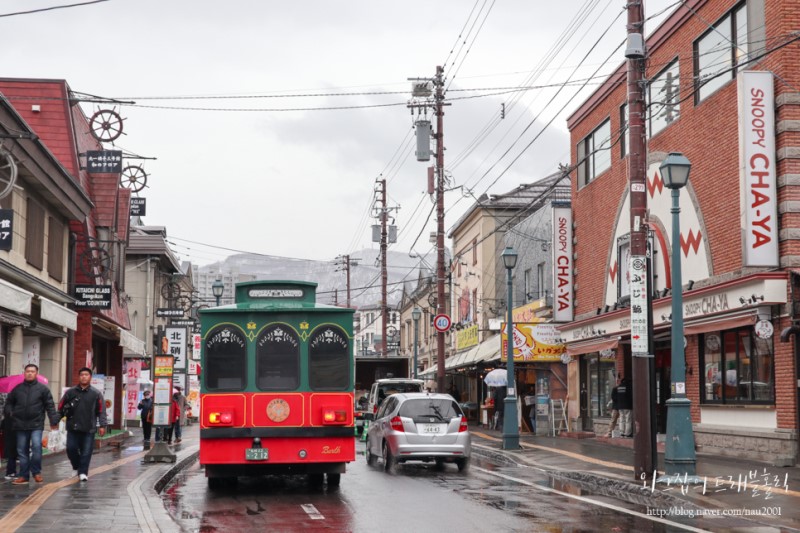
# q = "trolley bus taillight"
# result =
<box><xmin>322</xmin><ymin>408</ymin><xmax>347</xmax><ymax>424</ymax></box>
<box><xmin>208</xmin><ymin>411</ymin><xmax>234</xmax><ymax>426</ymax></box>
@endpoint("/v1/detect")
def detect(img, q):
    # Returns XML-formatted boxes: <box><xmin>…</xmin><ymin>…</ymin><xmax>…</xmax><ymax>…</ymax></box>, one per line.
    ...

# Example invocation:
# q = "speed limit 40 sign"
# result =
<box><xmin>433</xmin><ymin>314</ymin><xmax>451</xmax><ymax>333</ymax></box>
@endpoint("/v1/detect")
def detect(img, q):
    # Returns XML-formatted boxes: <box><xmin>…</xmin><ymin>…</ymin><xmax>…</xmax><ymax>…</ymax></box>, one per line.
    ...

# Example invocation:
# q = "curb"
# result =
<box><xmin>154</xmin><ymin>446</ymin><xmax>200</xmax><ymax>494</ymax></box>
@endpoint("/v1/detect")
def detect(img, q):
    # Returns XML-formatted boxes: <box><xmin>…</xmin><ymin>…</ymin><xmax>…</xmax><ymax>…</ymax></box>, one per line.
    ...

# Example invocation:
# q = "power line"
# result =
<box><xmin>0</xmin><ymin>0</ymin><xmax>110</xmax><ymax>18</ymax></box>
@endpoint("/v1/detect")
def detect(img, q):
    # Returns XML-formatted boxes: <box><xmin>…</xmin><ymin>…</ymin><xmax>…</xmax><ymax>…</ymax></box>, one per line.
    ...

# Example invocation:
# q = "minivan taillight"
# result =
<box><xmin>390</xmin><ymin>416</ymin><xmax>405</xmax><ymax>432</ymax></box>
<box><xmin>459</xmin><ymin>416</ymin><xmax>468</xmax><ymax>433</ymax></box>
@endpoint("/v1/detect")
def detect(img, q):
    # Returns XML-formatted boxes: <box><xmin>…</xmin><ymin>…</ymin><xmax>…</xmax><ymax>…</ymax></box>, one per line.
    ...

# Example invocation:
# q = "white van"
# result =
<box><xmin>366</xmin><ymin>378</ymin><xmax>425</xmax><ymax>417</ymax></box>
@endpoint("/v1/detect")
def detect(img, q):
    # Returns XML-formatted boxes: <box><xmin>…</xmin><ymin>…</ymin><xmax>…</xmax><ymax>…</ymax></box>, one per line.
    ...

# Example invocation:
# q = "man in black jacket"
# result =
<box><xmin>137</xmin><ymin>390</ymin><xmax>153</xmax><ymax>445</ymax></box>
<box><xmin>616</xmin><ymin>376</ymin><xmax>633</xmax><ymax>437</ymax></box>
<box><xmin>7</xmin><ymin>364</ymin><xmax>59</xmax><ymax>484</ymax></box>
<box><xmin>58</xmin><ymin>367</ymin><xmax>107</xmax><ymax>482</ymax></box>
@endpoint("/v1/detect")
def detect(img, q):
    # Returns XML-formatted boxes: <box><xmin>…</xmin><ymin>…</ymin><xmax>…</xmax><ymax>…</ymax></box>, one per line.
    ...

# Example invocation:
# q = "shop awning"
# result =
<box><xmin>683</xmin><ymin>310</ymin><xmax>759</xmax><ymax>336</ymax></box>
<box><xmin>0</xmin><ymin>278</ymin><xmax>33</xmax><ymax>315</ymax></box>
<box><xmin>566</xmin><ymin>337</ymin><xmax>620</xmax><ymax>357</ymax></box>
<box><xmin>474</xmin><ymin>334</ymin><xmax>501</xmax><ymax>363</ymax></box>
<box><xmin>419</xmin><ymin>366</ymin><xmax>436</xmax><ymax>378</ymax></box>
<box><xmin>119</xmin><ymin>328</ymin><xmax>147</xmax><ymax>357</ymax></box>
<box><xmin>39</xmin><ymin>296</ymin><xmax>77</xmax><ymax>330</ymax></box>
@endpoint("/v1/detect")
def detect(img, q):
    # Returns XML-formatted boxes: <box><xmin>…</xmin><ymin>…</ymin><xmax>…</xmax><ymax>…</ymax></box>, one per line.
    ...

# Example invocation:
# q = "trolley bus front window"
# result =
<box><xmin>257</xmin><ymin>325</ymin><xmax>300</xmax><ymax>390</ymax></box>
<box><xmin>205</xmin><ymin>326</ymin><xmax>247</xmax><ymax>391</ymax></box>
<box><xmin>309</xmin><ymin>326</ymin><xmax>349</xmax><ymax>390</ymax></box>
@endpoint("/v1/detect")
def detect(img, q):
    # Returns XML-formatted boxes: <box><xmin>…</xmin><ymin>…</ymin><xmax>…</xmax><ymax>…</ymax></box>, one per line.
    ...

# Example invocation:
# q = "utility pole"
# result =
<box><xmin>333</xmin><ymin>288</ymin><xmax>338</xmax><ymax>307</ymax></box>
<box><xmin>625</xmin><ymin>0</ymin><xmax>656</xmax><ymax>480</ymax></box>
<box><xmin>378</xmin><ymin>177</ymin><xmax>388</xmax><ymax>357</ymax></box>
<box><xmin>335</xmin><ymin>254</ymin><xmax>360</xmax><ymax>308</ymax></box>
<box><xmin>409</xmin><ymin>66</ymin><xmax>449</xmax><ymax>392</ymax></box>
<box><xmin>433</xmin><ymin>65</ymin><xmax>447</xmax><ymax>394</ymax></box>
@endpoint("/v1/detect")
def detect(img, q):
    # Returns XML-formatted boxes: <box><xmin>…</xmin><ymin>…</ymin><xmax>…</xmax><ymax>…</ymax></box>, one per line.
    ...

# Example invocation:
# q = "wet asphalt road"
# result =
<box><xmin>162</xmin><ymin>440</ymin><xmax>778</xmax><ymax>532</ymax></box>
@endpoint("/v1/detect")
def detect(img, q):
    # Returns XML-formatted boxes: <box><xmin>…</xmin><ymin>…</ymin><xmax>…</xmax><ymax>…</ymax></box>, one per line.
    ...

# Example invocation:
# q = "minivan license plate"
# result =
<box><xmin>420</xmin><ymin>424</ymin><xmax>443</xmax><ymax>434</ymax></box>
<box><xmin>246</xmin><ymin>448</ymin><xmax>269</xmax><ymax>461</ymax></box>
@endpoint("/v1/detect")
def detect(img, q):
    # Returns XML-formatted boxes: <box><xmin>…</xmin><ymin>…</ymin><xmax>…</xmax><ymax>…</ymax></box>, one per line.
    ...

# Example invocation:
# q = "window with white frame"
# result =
<box><xmin>537</xmin><ymin>262</ymin><xmax>546</xmax><ymax>299</ymax></box>
<box><xmin>619</xmin><ymin>103</ymin><xmax>628</xmax><ymax>158</ymax></box>
<box><xmin>577</xmin><ymin>119</ymin><xmax>612</xmax><ymax>188</ymax></box>
<box><xmin>648</xmin><ymin>60</ymin><xmax>680</xmax><ymax>137</ymax></box>
<box><xmin>694</xmin><ymin>2</ymin><xmax>748</xmax><ymax>103</ymax></box>
<box><xmin>524</xmin><ymin>268</ymin><xmax>532</xmax><ymax>301</ymax></box>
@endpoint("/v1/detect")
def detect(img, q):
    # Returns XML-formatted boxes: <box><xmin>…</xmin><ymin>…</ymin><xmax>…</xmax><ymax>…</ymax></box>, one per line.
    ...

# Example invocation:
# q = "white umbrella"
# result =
<box><xmin>483</xmin><ymin>368</ymin><xmax>507</xmax><ymax>387</ymax></box>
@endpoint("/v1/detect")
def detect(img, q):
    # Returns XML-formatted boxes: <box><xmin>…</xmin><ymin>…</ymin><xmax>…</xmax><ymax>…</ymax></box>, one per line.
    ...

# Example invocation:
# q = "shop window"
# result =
<box><xmin>577</xmin><ymin>119</ymin><xmax>612</xmax><ymax>188</ymax></box>
<box><xmin>700</xmin><ymin>327</ymin><xmax>774</xmax><ymax>404</ymax></box>
<box><xmin>648</xmin><ymin>60</ymin><xmax>680</xmax><ymax>137</ymax></box>
<box><xmin>586</xmin><ymin>353</ymin><xmax>616</xmax><ymax>418</ymax></box>
<box><xmin>256</xmin><ymin>325</ymin><xmax>300</xmax><ymax>391</ymax></box>
<box><xmin>694</xmin><ymin>2</ymin><xmax>748</xmax><ymax>103</ymax></box>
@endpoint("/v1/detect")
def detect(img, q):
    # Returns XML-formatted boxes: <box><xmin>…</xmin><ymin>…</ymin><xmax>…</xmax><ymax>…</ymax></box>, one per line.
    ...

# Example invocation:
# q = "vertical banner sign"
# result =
<box><xmin>738</xmin><ymin>71</ymin><xmax>778</xmax><ymax>267</ymax></box>
<box><xmin>552</xmin><ymin>203</ymin><xmax>573</xmax><ymax>322</ymax></box>
<box><xmin>0</xmin><ymin>209</ymin><xmax>13</xmax><ymax>251</ymax></box>
<box><xmin>165</xmin><ymin>326</ymin><xmax>187</xmax><ymax>370</ymax></box>
<box><xmin>104</xmin><ymin>376</ymin><xmax>115</xmax><ymax>425</ymax></box>
<box><xmin>629</xmin><ymin>255</ymin><xmax>650</xmax><ymax>357</ymax></box>
<box><xmin>192</xmin><ymin>334</ymin><xmax>202</xmax><ymax>360</ymax></box>
<box><xmin>188</xmin><ymin>375</ymin><xmax>200</xmax><ymax>418</ymax></box>
<box><xmin>22</xmin><ymin>337</ymin><xmax>40</xmax><ymax>367</ymax></box>
<box><xmin>152</xmin><ymin>355</ymin><xmax>174</xmax><ymax>427</ymax></box>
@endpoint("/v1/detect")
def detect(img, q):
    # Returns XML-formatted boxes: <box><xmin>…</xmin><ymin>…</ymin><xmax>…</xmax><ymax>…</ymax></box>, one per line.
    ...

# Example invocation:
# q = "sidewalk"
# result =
<box><xmin>0</xmin><ymin>425</ymin><xmax>198</xmax><ymax>532</ymax></box>
<box><xmin>470</xmin><ymin>426</ymin><xmax>800</xmax><ymax>530</ymax></box>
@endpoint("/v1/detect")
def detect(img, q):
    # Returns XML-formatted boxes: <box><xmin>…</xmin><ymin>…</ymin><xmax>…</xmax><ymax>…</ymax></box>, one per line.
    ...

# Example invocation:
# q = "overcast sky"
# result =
<box><xmin>1</xmin><ymin>0</ymin><xmax>675</xmax><ymax>266</ymax></box>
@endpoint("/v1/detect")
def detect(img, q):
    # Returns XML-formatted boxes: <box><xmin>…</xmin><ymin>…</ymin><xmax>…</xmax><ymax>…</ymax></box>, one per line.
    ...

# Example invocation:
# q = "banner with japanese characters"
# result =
<box><xmin>165</xmin><ymin>326</ymin><xmax>187</xmax><ymax>370</ymax></box>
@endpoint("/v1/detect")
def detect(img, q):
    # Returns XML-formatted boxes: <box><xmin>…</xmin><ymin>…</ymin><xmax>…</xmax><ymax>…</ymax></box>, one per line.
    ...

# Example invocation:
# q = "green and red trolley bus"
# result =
<box><xmin>198</xmin><ymin>280</ymin><xmax>355</xmax><ymax>489</ymax></box>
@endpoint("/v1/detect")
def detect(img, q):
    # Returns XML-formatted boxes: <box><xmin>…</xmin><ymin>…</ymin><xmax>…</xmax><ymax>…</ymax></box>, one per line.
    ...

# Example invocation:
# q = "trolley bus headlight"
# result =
<box><xmin>208</xmin><ymin>411</ymin><xmax>234</xmax><ymax>426</ymax></box>
<box><xmin>322</xmin><ymin>408</ymin><xmax>347</xmax><ymax>424</ymax></box>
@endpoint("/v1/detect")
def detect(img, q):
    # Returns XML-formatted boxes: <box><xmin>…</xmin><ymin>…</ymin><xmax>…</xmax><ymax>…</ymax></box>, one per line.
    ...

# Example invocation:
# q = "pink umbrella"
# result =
<box><xmin>0</xmin><ymin>374</ymin><xmax>48</xmax><ymax>394</ymax></box>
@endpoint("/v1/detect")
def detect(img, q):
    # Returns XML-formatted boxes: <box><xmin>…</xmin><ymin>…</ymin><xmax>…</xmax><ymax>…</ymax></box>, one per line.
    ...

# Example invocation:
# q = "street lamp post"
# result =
<box><xmin>501</xmin><ymin>246</ymin><xmax>519</xmax><ymax>450</ymax></box>
<box><xmin>660</xmin><ymin>153</ymin><xmax>698</xmax><ymax>477</ymax></box>
<box><xmin>212</xmin><ymin>278</ymin><xmax>224</xmax><ymax>307</ymax></box>
<box><xmin>412</xmin><ymin>307</ymin><xmax>422</xmax><ymax>379</ymax></box>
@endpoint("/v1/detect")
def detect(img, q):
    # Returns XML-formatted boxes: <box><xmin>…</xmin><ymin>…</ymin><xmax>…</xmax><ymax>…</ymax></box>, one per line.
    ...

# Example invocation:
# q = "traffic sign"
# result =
<box><xmin>433</xmin><ymin>314</ymin><xmax>451</xmax><ymax>333</ymax></box>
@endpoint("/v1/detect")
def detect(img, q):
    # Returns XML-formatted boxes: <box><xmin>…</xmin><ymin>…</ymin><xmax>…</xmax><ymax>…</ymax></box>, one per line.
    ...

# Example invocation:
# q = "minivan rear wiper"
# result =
<box><xmin>429</xmin><ymin>403</ymin><xmax>447</xmax><ymax>421</ymax></box>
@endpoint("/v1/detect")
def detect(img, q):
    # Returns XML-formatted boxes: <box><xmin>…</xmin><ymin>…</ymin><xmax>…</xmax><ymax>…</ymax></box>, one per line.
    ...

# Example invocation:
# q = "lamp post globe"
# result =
<box><xmin>501</xmin><ymin>246</ymin><xmax>519</xmax><ymax>450</ymax></box>
<box><xmin>659</xmin><ymin>153</ymin><xmax>698</xmax><ymax>478</ymax></box>
<box><xmin>212</xmin><ymin>279</ymin><xmax>224</xmax><ymax>307</ymax></box>
<box><xmin>412</xmin><ymin>307</ymin><xmax>422</xmax><ymax>379</ymax></box>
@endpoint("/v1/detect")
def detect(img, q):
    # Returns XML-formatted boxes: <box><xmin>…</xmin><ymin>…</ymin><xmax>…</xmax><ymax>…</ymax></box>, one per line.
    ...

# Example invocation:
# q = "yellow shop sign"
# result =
<box><xmin>456</xmin><ymin>324</ymin><xmax>479</xmax><ymax>350</ymax></box>
<box><xmin>500</xmin><ymin>323</ymin><xmax>565</xmax><ymax>362</ymax></box>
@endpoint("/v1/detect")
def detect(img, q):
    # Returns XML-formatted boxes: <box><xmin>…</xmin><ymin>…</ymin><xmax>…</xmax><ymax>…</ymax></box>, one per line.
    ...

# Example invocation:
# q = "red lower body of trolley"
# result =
<box><xmin>200</xmin><ymin>391</ymin><xmax>355</xmax><ymax>480</ymax></box>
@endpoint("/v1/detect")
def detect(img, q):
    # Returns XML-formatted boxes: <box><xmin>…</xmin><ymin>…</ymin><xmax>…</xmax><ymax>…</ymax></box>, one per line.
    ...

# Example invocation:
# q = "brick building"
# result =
<box><xmin>0</xmin><ymin>79</ymin><xmax>138</xmax><ymax>429</ymax></box>
<box><xmin>558</xmin><ymin>0</ymin><xmax>800</xmax><ymax>463</ymax></box>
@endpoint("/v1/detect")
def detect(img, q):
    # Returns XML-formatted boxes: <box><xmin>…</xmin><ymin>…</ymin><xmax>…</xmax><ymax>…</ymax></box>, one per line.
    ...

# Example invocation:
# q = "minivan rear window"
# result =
<box><xmin>379</xmin><ymin>382</ymin><xmax>423</xmax><ymax>397</ymax></box>
<box><xmin>399</xmin><ymin>399</ymin><xmax>463</xmax><ymax>420</ymax></box>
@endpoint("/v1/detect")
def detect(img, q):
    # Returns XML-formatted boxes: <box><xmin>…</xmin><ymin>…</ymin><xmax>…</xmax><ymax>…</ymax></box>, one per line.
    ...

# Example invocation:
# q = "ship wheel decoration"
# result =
<box><xmin>120</xmin><ymin>165</ymin><xmax>147</xmax><ymax>192</ymax></box>
<box><xmin>89</xmin><ymin>107</ymin><xmax>125</xmax><ymax>143</ymax></box>
<box><xmin>161</xmin><ymin>281</ymin><xmax>183</xmax><ymax>302</ymax></box>
<box><xmin>176</xmin><ymin>295</ymin><xmax>194</xmax><ymax>313</ymax></box>
<box><xmin>0</xmin><ymin>148</ymin><xmax>18</xmax><ymax>200</ymax></box>
<box><xmin>79</xmin><ymin>246</ymin><xmax>112</xmax><ymax>279</ymax></box>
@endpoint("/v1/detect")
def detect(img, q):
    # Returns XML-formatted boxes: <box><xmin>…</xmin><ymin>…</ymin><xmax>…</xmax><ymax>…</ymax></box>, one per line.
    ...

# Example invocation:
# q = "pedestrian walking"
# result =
<box><xmin>173</xmin><ymin>386</ymin><xmax>186</xmax><ymax>444</ymax></box>
<box><xmin>448</xmin><ymin>382</ymin><xmax>461</xmax><ymax>402</ymax></box>
<box><xmin>616</xmin><ymin>376</ymin><xmax>633</xmax><ymax>438</ymax></box>
<box><xmin>524</xmin><ymin>385</ymin><xmax>537</xmax><ymax>434</ymax></box>
<box><xmin>137</xmin><ymin>390</ymin><xmax>153</xmax><ymax>445</ymax></box>
<box><xmin>605</xmin><ymin>376</ymin><xmax>621</xmax><ymax>437</ymax></box>
<box><xmin>492</xmin><ymin>386</ymin><xmax>506</xmax><ymax>430</ymax></box>
<box><xmin>7</xmin><ymin>364</ymin><xmax>60</xmax><ymax>485</ymax></box>
<box><xmin>0</xmin><ymin>392</ymin><xmax>18</xmax><ymax>479</ymax></box>
<box><xmin>58</xmin><ymin>367</ymin><xmax>107</xmax><ymax>482</ymax></box>
<box><xmin>163</xmin><ymin>395</ymin><xmax>180</xmax><ymax>445</ymax></box>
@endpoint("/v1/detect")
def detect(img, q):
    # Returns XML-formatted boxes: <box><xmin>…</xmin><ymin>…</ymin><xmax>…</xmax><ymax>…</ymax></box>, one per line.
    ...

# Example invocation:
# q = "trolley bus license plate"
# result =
<box><xmin>246</xmin><ymin>448</ymin><xmax>269</xmax><ymax>461</ymax></box>
<box><xmin>420</xmin><ymin>424</ymin><xmax>444</xmax><ymax>434</ymax></box>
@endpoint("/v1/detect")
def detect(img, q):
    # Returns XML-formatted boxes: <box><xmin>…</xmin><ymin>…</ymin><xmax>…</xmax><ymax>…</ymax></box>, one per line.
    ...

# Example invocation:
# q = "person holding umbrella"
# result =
<box><xmin>7</xmin><ymin>364</ymin><xmax>59</xmax><ymax>484</ymax></box>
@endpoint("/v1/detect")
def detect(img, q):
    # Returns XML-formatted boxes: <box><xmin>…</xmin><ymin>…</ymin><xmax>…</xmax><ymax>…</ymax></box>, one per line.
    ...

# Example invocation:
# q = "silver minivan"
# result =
<box><xmin>365</xmin><ymin>392</ymin><xmax>471</xmax><ymax>472</ymax></box>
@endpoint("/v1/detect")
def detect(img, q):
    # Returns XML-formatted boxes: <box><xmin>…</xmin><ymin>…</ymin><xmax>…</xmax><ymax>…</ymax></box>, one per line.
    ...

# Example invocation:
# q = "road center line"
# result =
<box><xmin>301</xmin><ymin>503</ymin><xmax>325</xmax><ymax>520</ymax></box>
<box><xmin>474</xmin><ymin>466</ymin><xmax>710</xmax><ymax>533</ymax></box>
